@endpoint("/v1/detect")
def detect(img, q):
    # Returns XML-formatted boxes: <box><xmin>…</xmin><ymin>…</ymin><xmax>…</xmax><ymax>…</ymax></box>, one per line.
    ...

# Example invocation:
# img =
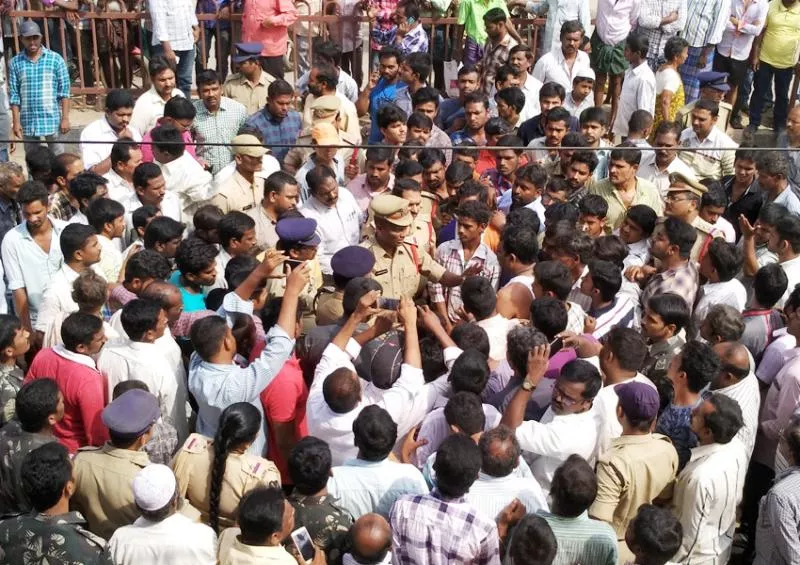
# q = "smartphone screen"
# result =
<box><xmin>291</xmin><ymin>526</ymin><xmax>315</xmax><ymax>562</ymax></box>
<box><xmin>549</xmin><ymin>337</ymin><xmax>564</xmax><ymax>357</ymax></box>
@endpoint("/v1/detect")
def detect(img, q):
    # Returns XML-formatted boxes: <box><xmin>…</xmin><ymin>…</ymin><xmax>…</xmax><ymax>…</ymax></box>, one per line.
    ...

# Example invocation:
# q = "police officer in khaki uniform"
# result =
<box><xmin>284</xmin><ymin>95</ymin><xmax>365</xmax><ymax>177</ymax></box>
<box><xmin>210</xmin><ymin>134</ymin><xmax>267</xmax><ymax>214</ymax></box>
<box><xmin>361</xmin><ymin>194</ymin><xmax>479</xmax><ymax>299</ymax></box>
<box><xmin>676</xmin><ymin>72</ymin><xmax>733</xmax><ymax>133</ymax></box>
<box><xmin>223</xmin><ymin>42</ymin><xmax>276</xmax><ymax>115</ymax></box>
<box><xmin>315</xmin><ymin>245</ymin><xmax>376</xmax><ymax>326</ymax></box>
<box><xmin>70</xmin><ymin>389</ymin><xmax>159</xmax><ymax>540</ymax></box>
<box><xmin>664</xmin><ymin>172</ymin><xmax>723</xmax><ymax>264</ymax></box>
<box><xmin>172</xmin><ymin>431</ymin><xmax>281</xmax><ymax>530</ymax></box>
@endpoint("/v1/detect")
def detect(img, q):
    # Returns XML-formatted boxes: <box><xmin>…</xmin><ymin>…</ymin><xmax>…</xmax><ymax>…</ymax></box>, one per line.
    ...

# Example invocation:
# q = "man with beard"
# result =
<box><xmin>532</xmin><ymin>21</ymin><xmax>592</xmax><ymax>93</ymax></box>
<box><xmin>508</xmin><ymin>45</ymin><xmax>542</xmax><ymax>120</ymax></box>
<box><xmin>517</xmin><ymin>82</ymin><xmax>579</xmax><ymax>145</ymax></box>
<box><xmin>678</xmin><ymin>99</ymin><xmax>737</xmax><ymax>182</ymax></box>
<box><xmin>245</xmin><ymin>80</ymin><xmax>302</xmax><ymax>165</ymax></box>
<box><xmin>303</xmin><ymin>62</ymin><xmax>361</xmax><ymax>143</ymax></box>
<box><xmin>638</xmin><ymin>121</ymin><xmax>698</xmax><ymax>199</ymax></box>
<box><xmin>564</xmin><ymin>149</ymin><xmax>599</xmax><ymax>204</ymax></box>
<box><xmin>358</xmin><ymin>46</ymin><xmax>406</xmax><ymax>143</ymax></box>
<box><xmin>438</xmin><ymin>65</ymin><xmax>482</xmax><ymax>133</ymax></box>
<box><xmin>248</xmin><ymin>171</ymin><xmax>300</xmax><ymax>250</ymax></box>
<box><xmin>192</xmin><ymin>71</ymin><xmax>248</xmax><ymax>175</ymax></box>
<box><xmin>450</xmin><ymin>93</ymin><xmax>490</xmax><ymax>146</ymax></box>
<box><xmin>347</xmin><ymin>148</ymin><xmax>395</xmax><ymax>221</ymax></box>
<box><xmin>80</xmin><ymin>90</ymin><xmax>142</xmax><ymax>175</ymax></box>
<box><xmin>480</xmin><ymin>8</ymin><xmax>518</xmax><ymax>95</ymax></box>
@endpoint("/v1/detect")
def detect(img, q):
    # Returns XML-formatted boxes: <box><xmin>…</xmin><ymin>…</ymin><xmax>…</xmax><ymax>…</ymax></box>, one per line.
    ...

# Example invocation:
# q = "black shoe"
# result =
<box><xmin>730</xmin><ymin>115</ymin><xmax>744</xmax><ymax>129</ymax></box>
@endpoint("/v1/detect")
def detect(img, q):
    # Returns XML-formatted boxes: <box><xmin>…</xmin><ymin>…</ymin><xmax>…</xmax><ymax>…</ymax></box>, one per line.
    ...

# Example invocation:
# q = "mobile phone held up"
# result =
<box><xmin>291</xmin><ymin>526</ymin><xmax>315</xmax><ymax>563</ymax></box>
<box><xmin>549</xmin><ymin>337</ymin><xmax>564</xmax><ymax>357</ymax></box>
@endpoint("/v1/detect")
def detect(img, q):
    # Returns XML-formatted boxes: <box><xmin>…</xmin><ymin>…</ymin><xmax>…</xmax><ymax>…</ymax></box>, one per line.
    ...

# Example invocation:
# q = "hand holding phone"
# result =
<box><xmin>291</xmin><ymin>527</ymin><xmax>315</xmax><ymax>563</ymax></box>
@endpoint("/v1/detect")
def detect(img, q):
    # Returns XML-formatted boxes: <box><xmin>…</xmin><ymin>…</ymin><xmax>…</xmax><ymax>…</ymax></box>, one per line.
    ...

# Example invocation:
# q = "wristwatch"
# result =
<box><xmin>522</xmin><ymin>379</ymin><xmax>537</xmax><ymax>392</ymax></box>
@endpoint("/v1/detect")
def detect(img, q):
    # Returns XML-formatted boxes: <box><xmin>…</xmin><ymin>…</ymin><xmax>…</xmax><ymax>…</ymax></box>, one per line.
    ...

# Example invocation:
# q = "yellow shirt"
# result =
<box><xmin>589</xmin><ymin>177</ymin><xmax>664</xmax><ymax>232</ymax></box>
<box><xmin>760</xmin><ymin>0</ymin><xmax>800</xmax><ymax>69</ymax></box>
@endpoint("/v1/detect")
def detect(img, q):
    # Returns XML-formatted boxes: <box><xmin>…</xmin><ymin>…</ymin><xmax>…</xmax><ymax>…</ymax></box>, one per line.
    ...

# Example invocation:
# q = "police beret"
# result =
<box><xmin>102</xmin><ymin>389</ymin><xmax>160</xmax><ymax>439</ymax></box>
<box><xmin>276</xmin><ymin>217</ymin><xmax>321</xmax><ymax>246</ymax></box>
<box><xmin>667</xmin><ymin>172</ymin><xmax>707</xmax><ymax>197</ymax></box>
<box><xmin>331</xmin><ymin>246</ymin><xmax>376</xmax><ymax>279</ymax></box>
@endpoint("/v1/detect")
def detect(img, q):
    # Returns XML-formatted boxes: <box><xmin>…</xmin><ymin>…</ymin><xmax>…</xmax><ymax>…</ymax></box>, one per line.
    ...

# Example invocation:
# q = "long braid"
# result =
<box><xmin>208</xmin><ymin>430</ymin><xmax>232</xmax><ymax>534</ymax></box>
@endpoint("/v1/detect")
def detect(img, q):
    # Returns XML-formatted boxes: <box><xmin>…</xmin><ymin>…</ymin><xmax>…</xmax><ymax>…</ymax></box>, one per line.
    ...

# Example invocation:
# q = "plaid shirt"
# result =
<box><xmin>638</xmin><ymin>0</ymin><xmax>686</xmax><ymax>63</ymax></box>
<box><xmin>481</xmin><ymin>168</ymin><xmax>513</xmax><ymax>200</ymax></box>
<box><xmin>389</xmin><ymin>490</ymin><xmax>501</xmax><ymax>565</ymax></box>
<box><xmin>8</xmin><ymin>47</ymin><xmax>70</xmax><ymax>137</ymax></box>
<box><xmin>755</xmin><ymin>466</ymin><xmax>800</xmax><ymax>565</ymax></box>
<box><xmin>641</xmin><ymin>260</ymin><xmax>700</xmax><ymax>314</ymax></box>
<box><xmin>682</xmin><ymin>0</ymin><xmax>730</xmax><ymax>47</ymax></box>
<box><xmin>428</xmin><ymin>239</ymin><xmax>500</xmax><ymax>323</ymax></box>
<box><xmin>481</xmin><ymin>34</ymin><xmax>518</xmax><ymax>94</ymax></box>
<box><xmin>192</xmin><ymin>97</ymin><xmax>248</xmax><ymax>174</ymax></box>
<box><xmin>149</xmin><ymin>0</ymin><xmax>198</xmax><ymax>51</ymax></box>
<box><xmin>371</xmin><ymin>23</ymin><xmax>429</xmax><ymax>55</ymax></box>
<box><xmin>245</xmin><ymin>107</ymin><xmax>303</xmax><ymax>162</ymax></box>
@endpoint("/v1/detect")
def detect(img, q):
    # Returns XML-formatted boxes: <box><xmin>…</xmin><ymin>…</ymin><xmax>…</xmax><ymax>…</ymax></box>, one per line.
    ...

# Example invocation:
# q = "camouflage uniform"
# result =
<box><xmin>642</xmin><ymin>335</ymin><xmax>686</xmax><ymax>383</ymax></box>
<box><xmin>288</xmin><ymin>492</ymin><xmax>354</xmax><ymax>565</ymax></box>
<box><xmin>0</xmin><ymin>421</ymin><xmax>56</xmax><ymax>515</ymax></box>
<box><xmin>0</xmin><ymin>365</ymin><xmax>23</xmax><ymax>427</ymax></box>
<box><xmin>0</xmin><ymin>511</ymin><xmax>112</xmax><ymax>565</ymax></box>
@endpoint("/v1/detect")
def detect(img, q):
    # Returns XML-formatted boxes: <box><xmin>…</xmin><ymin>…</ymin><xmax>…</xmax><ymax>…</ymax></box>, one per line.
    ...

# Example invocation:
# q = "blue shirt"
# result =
<box><xmin>368</xmin><ymin>78</ymin><xmax>406</xmax><ymax>143</ymax></box>
<box><xmin>656</xmin><ymin>401</ymin><xmax>699</xmax><ymax>470</ymax></box>
<box><xmin>244</xmin><ymin>107</ymin><xmax>303</xmax><ymax>162</ymax></box>
<box><xmin>168</xmin><ymin>271</ymin><xmax>209</xmax><ymax>313</ymax></box>
<box><xmin>188</xmin><ymin>325</ymin><xmax>295</xmax><ymax>456</ymax></box>
<box><xmin>438</xmin><ymin>98</ymin><xmax>464</xmax><ymax>131</ymax></box>
<box><xmin>8</xmin><ymin>47</ymin><xmax>70</xmax><ymax>137</ymax></box>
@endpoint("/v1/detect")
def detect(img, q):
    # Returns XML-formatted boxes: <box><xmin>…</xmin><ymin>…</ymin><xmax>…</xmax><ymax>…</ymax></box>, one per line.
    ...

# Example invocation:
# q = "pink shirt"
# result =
<box><xmin>346</xmin><ymin>173</ymin><xmax>395</xmax><ymax>218</ymax></box>
<box><xmin>242</xmin><ymin>0</ymin><xmax>298</xmax><ymax>57</ymax></box>
<box><xmin>140</xmin><ymin>119</ymin><xmax>198</xmax><ymax>163</ymax></box>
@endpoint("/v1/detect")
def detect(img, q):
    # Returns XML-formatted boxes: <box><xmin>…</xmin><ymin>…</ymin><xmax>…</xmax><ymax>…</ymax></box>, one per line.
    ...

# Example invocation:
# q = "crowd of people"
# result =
<box><xmin>0</xmin><ymin>0</ymin><xmax>799</xmax><ymax>563</ymax></box>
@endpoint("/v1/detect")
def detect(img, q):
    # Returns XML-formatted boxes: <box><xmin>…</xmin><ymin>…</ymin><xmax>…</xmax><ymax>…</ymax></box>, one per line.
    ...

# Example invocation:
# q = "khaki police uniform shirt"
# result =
<box><xmin>70</xmin><ymin>443</ymin><xmax>151</xmax><ymax>540</ymax></box>
<box><xmin>690</xmin><ymin>215</ymin><xmax>723</xmax><ymax>264</ymax></box>
<box><xmin>172</xmin><ymin>433</ymin><xmax>281</xmax><ymax>530</ymax></box>
<box><xmin>223</xmin><ymin>71</ymin><xmax>276</xmax><ymax>116</ymax></box>
<box><xmin>283</xmin><ymin>129</ymin><xmax>366</xmax><ymax>176</ymax></box>
<box><xmin>361</xmin><ymin>237</ymin><xmax>446</xmax><ymax>299</ymax></box>
<box><xmin>263</xmin><ymin>259</ymin><xmax>324</xmax><ymax>332</ymax></box>
<box><xmin>247</xmin><ymin>205</ymin><xmax>280</xmax><ymax>250</ymax></box>
<box><xmin>677</xmin><ymin>100</ymin><xmax>733</xmax><ymax>133</ymax></box>
<box><xmin>316</xmin><ymin>289</ymin><xmax>344</xmax><ymax>326</ymax></box>
<box><xmin>210</xmin><ymin>170</ymin><xmax>262</xmax><ymax>214</ymax></box>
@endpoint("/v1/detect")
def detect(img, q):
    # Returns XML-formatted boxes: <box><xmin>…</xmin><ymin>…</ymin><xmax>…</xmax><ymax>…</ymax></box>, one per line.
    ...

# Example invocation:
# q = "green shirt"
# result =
<box><xmin>588</xmin><ymin>177</ymin><xmax>664</xmax><ymax>232</ymax></box>
<box><xmin>457</xmin><ymin>0</ymin><xmax>509</xmax><ymax>45</ymax></box>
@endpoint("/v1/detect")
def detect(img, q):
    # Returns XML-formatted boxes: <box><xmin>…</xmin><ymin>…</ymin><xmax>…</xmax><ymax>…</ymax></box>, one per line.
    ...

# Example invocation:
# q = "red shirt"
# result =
<box><xmin>257</xmin><ymin>352</ymin><xmax>308</xmax><ymax>483</ymax></box>
<box><xmin>25</xmin><ymin>347</ymin><xmax>109</xmax><ymax>454</ymax></box>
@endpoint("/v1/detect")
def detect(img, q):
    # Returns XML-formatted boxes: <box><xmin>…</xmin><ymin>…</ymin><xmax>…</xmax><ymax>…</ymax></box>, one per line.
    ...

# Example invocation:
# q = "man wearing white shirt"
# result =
<box><xmin>104</xmin><ymin>142</ymin><xmax>143</xmax><ymax>203</ymax></box>
<box><xmin>328</xmin><ymin>405</ymin><xmax>428</xmax><ymax>518</ymax></box>
<box><xmin>2</xmin><ymin>182</ymin><xmax>67</xmax><ymax>331</ymax></box>
<box><xmin>612</xmin><ymin>34</ymin><xmax>656</xmax><ymax>139</ymax></box>
<box><xmin>694</xmin><ymin>239</ymin><xmax>747</xmax><ymax>331</ymax></box>
<box><xmin>299</xmin><ymin>165</ymin><xmax>361</xmax><ymax>276</ymax></box>
<box><xmin>639</xmin><ymin>122</ymin><xmax>699</xmax><ymax>198</ymax></box>
<box><xmin>146</xmin><ymin>0</ymin><xmax>197</xmax><ymax>99</ymax></box>
<box><xmin>466</xmin><ymin>425</ymin><xmax>549</xmax><ymax>522</ymax></box>
<box><xmin>508</xmin><ymin>45</ymin><xmax>542</xmax><ymax>119</ymax></box>
<box><xmin>34</xmin><ymin>224</ymin><xmax>102</xmax><ymax>341</ymax></box>
<box><xmin>121</xmin><ymin>163</ymin><xmax>183</xmax><ymax>244</ymax></box>
<box><xmin>679</xmin><ymin>100</ymin><xmax>738</xmax><ymax>181</ymax></box>
<box><xmin>98</xmin><ymin>299</ymin><xmax>189</xmax><ymax>443</ymax></box>
<box><xmin>130</xmin><ymin>57</ymin><xmax>185</xmax><ymax>135</ymax></box>
<box><xmin>671</xmin><ymin>395</ymin><xmax>747</xmax><ymax>565</ymax></box>
<box><xmin>532</xmin><ymin>21</ymin><xmax>592</xmax><ymax>94</ymax></box>
<box><xmin>759</xmin><ymin>151</ymin><xmax>800</xmax><ymax>216</ymax></box>
<box><xmin>502</xmin><ymin>347</ymin><xmax>602</xmax><ymax>492</ymax></box>
<box><xmin>307</xmin><ymin>293</ymin><xmax>425</xmax><ymax>466</ymax></box>
<box><xmin>80</xmin><ymin>90</ymin><xmax>142</xmax><ymax>175</ymax></box>
<box><xmin>563</xmin><ymin>68</ymin><xmax>595</xmax><ymax>118</ymax></box>
<box><xmin>767</xmin><ymin>214</ymin><xmax>800</xmax><ymax>309</ymax></box>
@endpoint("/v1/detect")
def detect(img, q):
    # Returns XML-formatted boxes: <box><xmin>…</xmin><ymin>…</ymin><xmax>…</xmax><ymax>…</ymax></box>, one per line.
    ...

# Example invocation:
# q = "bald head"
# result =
<box><xmin>479</xmin><ymin>425</ymin><xmax>521</xmax><ymax>478</ymax></box>
<box><xmin>349</xmin><ymin>513</ymin><xmax>391</xmax><ymax>564</ymax></box>
<box><xmin>322</xmin><ymin>367</ymin><xmax>361</xmax><ymax>414</ymax></box>
<box><xmin>711</xmin><ymin>342</ymin><xmax>751</xmax><ymax>390</ymax></box>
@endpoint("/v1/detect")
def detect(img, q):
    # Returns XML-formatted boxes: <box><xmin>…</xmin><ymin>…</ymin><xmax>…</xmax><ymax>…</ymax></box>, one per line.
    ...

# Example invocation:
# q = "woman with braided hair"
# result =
<box><xmin>172</xmin><ymin>402</ymin><xmax>281</xmax><ymax>531</ymax></box>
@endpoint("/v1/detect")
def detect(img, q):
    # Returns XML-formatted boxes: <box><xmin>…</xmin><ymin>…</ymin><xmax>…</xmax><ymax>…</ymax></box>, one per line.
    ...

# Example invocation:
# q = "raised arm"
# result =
<box><xmin>500</xmin><ymin>344</ymin><xmax>549</xmax><ymax>429</ymax></box>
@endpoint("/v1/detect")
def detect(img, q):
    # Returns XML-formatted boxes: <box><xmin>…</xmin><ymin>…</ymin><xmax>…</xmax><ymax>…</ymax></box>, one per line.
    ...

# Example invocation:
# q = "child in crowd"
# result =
<box><xmin>618</xmin><ymin>204</ymin><xmax>657</xmax><ymax>268</ymax></box>
<box><xmin>564</xmin><ymin>70</ymin><xmax>595</xmax><ymax>119</ymax></box>
<box><xmin>215</xmin><ymin>212</ymin><xmax>258</xmax><ymax>289</ymax></box>
<box><xmin>699</xmin><ymin>184</ymin><xmax>736</xmax><ymax>243</ymax></box>
<box><xmin>578</xmin><ymin>194</ymin><xmax>608</xmax><ymax>238</ymax></box>
<box><xmin>0</xmin><ymin>314</ymin><xmax>30</xmax><ymax>426</ymax></box>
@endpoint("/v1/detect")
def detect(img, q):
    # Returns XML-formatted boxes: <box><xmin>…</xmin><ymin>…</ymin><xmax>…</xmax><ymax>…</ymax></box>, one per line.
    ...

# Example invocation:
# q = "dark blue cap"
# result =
<box><xmin>698</xmin><ymin>71</ymin><xmax>730</xmax><ymax>92</ymax></box>
<box><xmin>102</xmin><ymin>389</ymin><xmax>160</xmax><ymax>438</ymax></box>
<box><xmin>331</xmin><ymin>246</ymin><xmax>375</xmax><ymax>279</ymax></box>
<box><xmin>276</xmin><ymin>217</ymin><xmax>321</xmax><ymax>246</ymax></box>
<box><xmin>233</xmin><ymin>42</ymin><xmax>263</xmax><ymax>63</ymax></box>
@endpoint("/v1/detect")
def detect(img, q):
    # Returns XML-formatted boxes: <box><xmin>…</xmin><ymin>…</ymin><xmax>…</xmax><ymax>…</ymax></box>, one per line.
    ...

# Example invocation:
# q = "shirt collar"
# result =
<box><xmin>776</xmin><ymin>466</ymin><xmax>800</xmax><ymax>481</ymax></box>
<box><xmin>689</xmin><ymin>441</ymin><xmax>727</xmax><ymax>462</ymax></box>
<box><xmin>52</xmin><ymin>344</ymin><xmax>97</xmax><ymax>370</ymax></box>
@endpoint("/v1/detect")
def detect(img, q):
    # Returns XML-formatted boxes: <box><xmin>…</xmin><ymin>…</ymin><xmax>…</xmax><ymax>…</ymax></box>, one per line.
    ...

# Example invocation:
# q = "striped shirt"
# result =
<box><xmin>709</xmin><ymin>373</ymin><xmax>760</xmax><ymax>458</ymax></box>
<box><xmin>7</xmin><ymin>47</ymin><xmax>70</xmax><ymax>137</ymax></box>
<box><xmin>538</xmin><ymin>511</ymin><xmax>618</xmax><ymax>565</ymax></box>
<box><xmin>681</xmin><ymin>0</ymin><xmax>731</xmax><ymax>47</ymax></box>
<box><xmin>754</xmin><ymin>466</ymin><xmax>800</xmax><ymax>565</ymax></box>
<box><xmin>465</xmin><ymin>472</ymin><xmax>549</xmax><ymax>523</ymax></box>
<box><xmin>589</xmin><ymin>295</ymin><xmax>638</xmax><ymax>339</ymax></box>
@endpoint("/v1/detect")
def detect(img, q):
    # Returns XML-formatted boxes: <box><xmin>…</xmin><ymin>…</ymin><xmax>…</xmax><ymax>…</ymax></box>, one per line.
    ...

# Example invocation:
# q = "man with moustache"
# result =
<box><xmin>638</xmin><ymin>121</ymin><xmax>698</xmax><ymax>199</ymax></box>
<box><xmin>80</xmin><ymin>90</ymin><xmax>142</xmax><ymax>175</ymax></box>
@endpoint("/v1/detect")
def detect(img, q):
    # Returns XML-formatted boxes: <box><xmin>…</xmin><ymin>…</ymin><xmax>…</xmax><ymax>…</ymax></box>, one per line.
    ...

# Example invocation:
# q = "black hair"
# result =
<box><xmin>653</xmin><ymin>120</ymin><xmax>682</xmax><ymax>138</ymax></box>
<box><xmin>190</xmin><ymin>315</ymin><xmax>230</xmax><ymax>361</ymax></box>
<box><xmin>120</xmin><ymin>299</ymin><xmax>163</xmax><ymax>342</ymax></box>
<box><xmin>377</xmin><ymin>103</ymin><xmax>408</xmax><ymax>129</ymax></box>
<box><xmin>579</xmin><ymin>106</ymin><xmax>609</xmax><ymax>127</ymax></box>
<box><xmin>392</xmin><ymin>178</ymin><xmax>422</xmax><ymax>199</ymax></box>
<box><xmin>21</xmin><ymin>442</ymin><xmax>73</xmax><ymax>512</ymax></box>
<box><xmin>15</xmin><ymin>378</ymin><xmax>61</xmax><ymax>433</ymax></box>
<box><xmin>433</xmin><ymin>434</ymin><xmax>482</xmax><ymax>498</ymax></box>
<box><xmin>225</xmin><ymin>255</ymin><xmax>260</xmax><ymax>290</ymax></box>
<box><xmin>706</xmin><ymin>239</ymin><xmax>742</xmax><ymax>282</ymax></box>
<box><xmin>705</xmin><ymin>304</ymin><xmax>745</xmax><ymax>342</ymax></box>
<box><xmin>267</xmin><ymin>78</ymin><xmax>294</xmax><ymax>98</ymax></box>
<box><xmin>517</xmin><ymin>162</ymin><xmax>549</xmax><ymax>190</ymax></box>
<box><xmin>397</xmin><ymin>144</ymin><xmax>425</xmax><ymax>162</ymax></box>
<box><xmin>453</xmin><ymin>140</ymin><xmax>480</xmax><ymax>160</ymax></box>
<box><xmin>579</xmin><ymin>194</ymin><xmax>608</xmax><ymax>219</ymax></box>
<box><xmin>483</xmin><ymin>5</ymin><xmax>507</xmax><ymax>22</ymax></box>
<box><xmin>124</xmin><ymin>249</ymin><xmax>171</xmax><ymax>283</ymax></box>
<box><xmin>679</xmin><ymin>340</ymin><xmax>721</xmax><ymax>393</ymax></box>
<box><xmin>588</xmin><ymin>259</ymin><xmax>621</xmax><ymax>302</ymax></box>
<box><xmin>546</xmin><ymin>107</ymin><xmax>571</xmax><ymax>127</ymax></box>
<box><xmin>150</xmin><ymin>123</ymin><xmax>185</xmax><ymax>158</ymax></box>
<box><xmin>609</xmin><ymin>147</ymin><xmax>641</xmax><ymax>166</ymax></box>
<box><xmin>61</xmin><ymin>312</ymin><xmax>103</xmax><ymax>352</ymax></box>
<box><xmin>105</xmin><ymin>88</ymin><xmax>135</xmax><ymax>112</ymax></box>
<box><xmin>628</xmin><ymin>110</ymin><xmax>653</xmax><ymax>135</ymax></box>
<box><xmin>759</xmin><ymin>202</ymin><xmax>788</xmax><ymax>227</ymax></box>
<box><xmin>86</xmin><ymin>198</ymin><xmax>124</xmax><ymax>233</ymax></box>
<box><xmin>506</xmin><ymin>325</ymin><xmax>548</xmax><ymax>376</ymax></box>
<box><xmin>421</xmin><ymin>337</ymin><xmax>447</xmax><ymax>383</ymax></box>
<box><xmin>148</xmin><ymin>55</ymin><xmax>176</xmax><ymax>77</ymax></box>
<box><xmin>307</xmin><ymin>165</ymin><xmax>337</xmax><ymax>196</ymax></box>
<box><xmin>461</xmin><ymin>276</ymin><xmax>496</xmax><ymax>320</ymax></box>
<box><xmin>378</xmin><ymin>44</ymin><xmax>404</xmax><ymax>63</ymax></box>
<box><xmin>288</xmin><ymin>436</ymin><xmax>333</xmax><ymax>495</ymax></box>
<box><xmin>626</xmin><ymin>204</ymin><xmax>658</xmax><ymax>237</ymax></box>
<box><xmin>625</xmin><ymin>30</ymin><xmax>649</xmax><ymax>57</ymax></box>
<box><xmin>495</xmin><ymin>65</ymin><xmax>520</xmax><ymax>86</ymax></box>
<box><xmin>701</xmin><ymin>187</ymin><xmax>728</xmax><ymax>210</ymax></box>
<box><xmin>342</xmin><ymin>277</ymin><xmax>383</xmax><ymax>315</ymax></box>
<box><xmin>502</xmin><ymin>223</ymin><xmax>539</xmax><ymax>264</ymax></box>
<box><xmin>775</xmin><ymin>214</ymin><xmax>800</xmax><ymax>254</ymax></box>
<box><xmin>175</xmin><ymin>237</ymin><xmax>219</xmax><ymax>276</ymax></box>
<box><xmin>539</xmin><ymin>81</ymin><xmax>566</xmax><ymax>102</ymax></box>
<box><xmin>479</xmin><ymin>425</ymin><xmax>520</xmax><ymax>478</ymax></box>
<box><xmin>312</xmin><ymin>61</ymin><xmax>339</xmax><ymax>91</ymax></box>
<box><xmin>530</xmin><ymin>296</ymin><xmax>568</xmax><ymax>340</ymax></box>
<box><xmin>647</xmin><ymin>293</ymin><xmax>690</xmax><ymax>334</ymax></box>
<box><xmin>412</xmin><ymin>86</ymin><xmax>441</xmax><ymax>109</ymax></box>
<box><xmin>603</xmin><ymin>327</ymin><xmax>648</xmax><ymax>372</ymax></box>
<box><xmin>456</xmin><ymin>179</ymin><xmax>489</xmax><ymax>203</ymax></box>
<box><xmin>210</xmin><ymin>402</ymin><xmax>262</xmax><ymax>533</ymax></box>
<box><xmin>444</xmin><ymin>392</ymin><xmax>486</xmax><ymax>435</ymax></box>
<box><xmin>311</xmin><ymin>38</ymin><xmax>342</xmax><ymax>65</ymax></box>
<box><xmin>485</xmin><ymin>117</ymin><xmax>511</xmax><ymax>137</ymax></box>
<box><xmin>59</xmin><ymin>224</ymin><xmax>96</xmax><ymax>262</ymax></box>
<box><xmin>418</xmin><ymin>147</ymin><xmax>447</xmax><ymax>169</ymax></box>
<box><xmin>463</xmin><ymin>92</ymin><xmax>490</xmax><ymax>111</ymax></box>
<box><xmin>592</xmin><ymin>235</ymin><xmax>628</xmax><ymax>269</ymax></box>
<box><xmin>24</xmin><ymin>146</ymin><xmax>55</xmax><ymax>185</ymax></box>
<box><xmin>196</xmin><ymin>69</ymin><xmax>221</xmax><ymax>88</ymax></box>
<box><xmin>0</xmin><ymin>314</ymin><xmax>21</xmax><ymax>354</ymax></box>
<box><xmin>569</xmin><ymin>149</ymin><xmax>599</xmax><ymax>173</ymax></box>
<box><xmin>110</xmin><ymin>142</ymin><xmax>141</xmax><ymax>170</ymax></box>
<box><xmin>704</xmin><ymin>394</ymin><xmax>744</xmax><ymax>444</ymax></box>
<box><xmin>753</xmin><ymin>263</ymin><xmax>789</xmax><ymax>308</ymax></box>
<box><xmin>496</xmin><ymin>134</ymin><xmax>525</xmax><ymax>154</ymax></box>
<box><xmin>404</xmin><ymin>51</ymin><xmax>431</xmax><ymax>82</ymax></box>
<box><xmin>550</xmin><ymin>454</ymin><xmax>597</xmax><ymax>517</ymax></box>
<box><xmin>218</xmin><ymin>212</ymin><xmax>256</xmax><ymax>250</ymax></box>
<box><xmin>133</xmin><ymin>162</ymin><xmax>163</xmax><ymax>190</ymax></box>
<box><xmin>694</xmin><ymin>98</ymin><xmax>720</xmax><ymax>117</ymax></box>
<box><xmin>735</xmin><ymin>148</ymin><xmax>757</xmax><ymax>164</ymax></box>
<box><xmin>449</xmin><ymin>349</ymin><xmax>490</xmax><ymax>395</ymax></box>
<box><xmin>353</xmin><ymin>405</ymin><xmax>398</xmax><ymax>461</ymax></box>
<box><xmin>533</xmin><ymin>261</ymin><xmax>573</xmax><ymax>302</ymax></box>
<box><xmin>560</xmin><ymin>359</ymin><xmax>602</xmax><ymax>399</ymax></box>
<box><xmin>445</xmin><ymin>161</ymin><xmax>474</xmax><ymax>184</ymax></box>
<box><xmin>407</xmin><ymin>111</ymin><xmax>433</xmax><ymax>131</ymax></box>
<box><xmin>455</xmin><ymin>200</ymin><xmax>491</xmax><ymax>225</ymax></box>
<box><xmin>68</xmin><ymin>172</ymin><xmax>107</xmax><ymax>205</ymax></box>
<box><xmin>143</xmin><ymin>216</ymin><xmax>184</xmax><ymax>250</ymax></box>
<box><xmin>509</xmin><ymin>514</ymin><xmax>558</xmax><ymax>565</ymax></box>
<box><xmin>51</xmin><ymin>153</ymin><xmax>80</xmax><ymax>181</ymax></box>
<box><xmin>237</xmin><ymin>486</ymin><xmax>286</xmax><ymax>544</ymax></box>
<box><xmin>629</xmin><ymin>504</ymin><xmax>683</xmax><ymax>563</ymax></box>
<box><xmin>457</xmin><ymin>64</ymin><xmax>479</xmax><ymax>78</ymax></box>
<box><xmin>164</xmin><ymin>96</ymin><xmax>196</xmax><ymax>121</ymax></box>
<box><xmin>450</xmin><ymin>323</ymin><xmax>491</xmax><ymax>359</ymax></box>
<box><xmin>495</xmin><ymin>87</ymin><xmax>526</xmax><ymax>114</ymax></box>
<box><xmin>662</xmin><ymin>217</ymin><xmax>698</xmax><ymax>259</ymax></box>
